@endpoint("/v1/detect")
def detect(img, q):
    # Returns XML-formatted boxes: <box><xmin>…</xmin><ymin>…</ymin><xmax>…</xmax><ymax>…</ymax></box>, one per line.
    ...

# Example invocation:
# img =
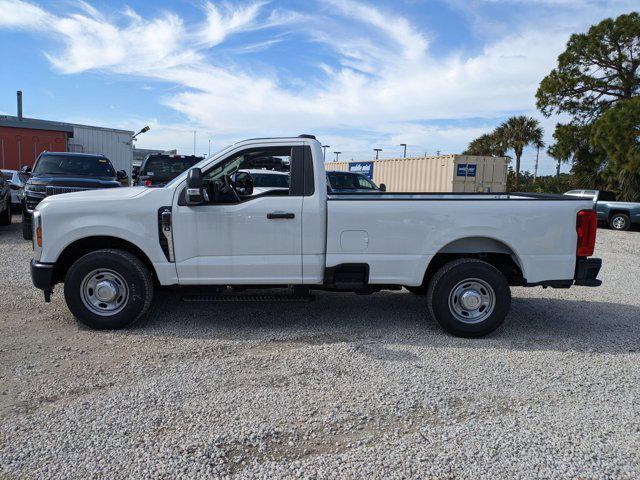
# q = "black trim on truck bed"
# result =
<box><xmin>327</xmin><ymin>192</ymin><xmax>590</xmax><ymax>201</ymax></box>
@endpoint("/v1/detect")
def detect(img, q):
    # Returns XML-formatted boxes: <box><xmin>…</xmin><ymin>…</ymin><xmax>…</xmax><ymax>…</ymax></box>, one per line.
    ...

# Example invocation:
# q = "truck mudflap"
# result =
<box><xmin>30</xmin><ymin>259</ymin><xmax>55</xmax><ymax>302</ymax></box>
<box><xmin>574</xmin><ymin>257</ymin><xmax>602</xmax><ymax>287</ymax></box>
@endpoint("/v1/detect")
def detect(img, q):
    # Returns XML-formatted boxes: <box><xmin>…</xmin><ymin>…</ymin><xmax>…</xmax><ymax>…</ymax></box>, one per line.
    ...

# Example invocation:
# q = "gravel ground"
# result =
<box><xmin>1</xmin><ymin>214</ymin><xmax>640</xmax><ymax>479</ymax></box>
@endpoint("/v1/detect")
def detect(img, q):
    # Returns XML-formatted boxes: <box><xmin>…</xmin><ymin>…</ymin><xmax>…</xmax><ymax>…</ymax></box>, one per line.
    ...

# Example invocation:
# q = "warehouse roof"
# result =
<box><xmin>0</xmin><ymin>115</ymin><xmax>133</xmax><ymax>135</ymax></box>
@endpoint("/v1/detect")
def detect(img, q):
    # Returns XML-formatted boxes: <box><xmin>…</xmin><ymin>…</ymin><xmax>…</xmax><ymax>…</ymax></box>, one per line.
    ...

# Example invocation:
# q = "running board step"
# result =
<box><xmin>182</xmin><ymin>293</ymin><xmax>315</xmax><ymax>303</ymax></box>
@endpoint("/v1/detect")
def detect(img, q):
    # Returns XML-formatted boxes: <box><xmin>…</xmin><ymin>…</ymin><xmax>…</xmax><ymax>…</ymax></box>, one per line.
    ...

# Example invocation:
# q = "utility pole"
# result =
<box><xmin>374</xmin><ymin>148</ymin><xmax>382</xmax><ymax>160</ymax></box>
<box><xmin>208</xmin><ymin>139</ymin><xmax>211</xmax><ymax>156</ymax></box>
<box><xmin>193</xmin><ymin>131</ymin><xmax>197</xmax><ymax>155</ymax></box>
<box><xmin>399</xmin><ymin>143</ymin><xmax>407</xmax><ymax>158</ymax></box>
<box><xmin>334</xmin><ymin>151</ymin><xmax>341</xmax><ymax>162</ymax></box>
<box><xmin>322</xmin><ymin>145</ymin><xmax>330</xmax><ymax>161</ymax></box>
<box><xmin>534</xmin><ymin>145</ymin><xmax>540</xmax><ymax>181</ymax></box>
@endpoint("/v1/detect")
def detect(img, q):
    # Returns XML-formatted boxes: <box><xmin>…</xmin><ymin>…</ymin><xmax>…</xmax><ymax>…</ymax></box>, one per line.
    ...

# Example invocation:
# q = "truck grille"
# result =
<box><xmin>45</xmin><ymin>186</ymin><xmax>93</xmax><ymax>196</ymax></box>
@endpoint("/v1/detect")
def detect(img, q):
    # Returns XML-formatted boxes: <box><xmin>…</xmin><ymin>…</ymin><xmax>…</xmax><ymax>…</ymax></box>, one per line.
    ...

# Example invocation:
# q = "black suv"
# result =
<box><xmin>21</xmin><ymin>152</ymin><xmax>127</xmax><ymax>240</ymax></box>
<box><xmin>133</xmin><ymin>153</ymin><xmax>203</xmax><ymax>187</ymax></box>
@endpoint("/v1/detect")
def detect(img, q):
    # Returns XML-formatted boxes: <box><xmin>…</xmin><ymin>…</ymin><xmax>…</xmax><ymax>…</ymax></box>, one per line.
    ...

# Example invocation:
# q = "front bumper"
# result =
<box><xmin>30</xmin><ymin>259</ymin><xmax>55</xmax><ymax>302</ymax></box>
<box><xmin>574</xmin><ymin>257</ymin><xmax>602</xmax><ymax>287</ymax></box>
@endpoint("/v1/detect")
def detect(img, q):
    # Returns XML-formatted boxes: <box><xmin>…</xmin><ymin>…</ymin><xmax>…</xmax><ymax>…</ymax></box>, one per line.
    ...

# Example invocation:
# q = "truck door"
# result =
<box><xmin>171</xmin><ymin>143</ymin><xmax>306</xmax><ymax>285</ymax></box>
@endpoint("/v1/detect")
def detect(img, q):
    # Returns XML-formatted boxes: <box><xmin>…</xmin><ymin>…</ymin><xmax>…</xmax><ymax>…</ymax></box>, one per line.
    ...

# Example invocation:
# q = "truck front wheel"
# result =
<box><xmin>426</xmin><ymin>259</ymin><xmax>511</xmax><ymax>338</ymax></box>
<box><xmin>64</xmin><ymin>249</ymin><xmax>153</xmax><ymax>329</ymax></box>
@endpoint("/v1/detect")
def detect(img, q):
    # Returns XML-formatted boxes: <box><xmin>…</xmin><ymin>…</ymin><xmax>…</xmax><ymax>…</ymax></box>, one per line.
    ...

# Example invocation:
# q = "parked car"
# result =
<box><xmin>237</xmin><ymin>169</ymin><xmax>386</xmax><ymax>196</ymax></box>
<box><xmin>133</xmin><ymin>154</ymin><xmax>203</xmax><ymax>187</ymax></box>
<box><xmin>0</xmin><ymin>174</ymin><xmax>11</xmax><ymax>225</ymax></box>
<box><xmin>21</xmin><ymin>152</ymin><xmax>127</xmax><ymax>240</ymax></box>
<box><xmin>564</xmin><ymin>189</ymin><xmax>640</xmax><ymax>231</ymax></box>
<box><xmin>30</xmin><ymin>135</ymin><xmax>601</xmax><ymax>338</ymax></box>
<box><xmin>326</xmin><ymin>170</ymin><xmax>386</xmax><ymax>192</ymax></box>
<box><xmin>1</xmin><ymin>169</ymin><xmax>26</xmax><ymax>211</ymax></box>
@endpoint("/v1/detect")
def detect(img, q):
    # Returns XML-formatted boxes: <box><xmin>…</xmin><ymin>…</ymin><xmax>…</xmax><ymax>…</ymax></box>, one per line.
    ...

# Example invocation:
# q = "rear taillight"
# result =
<box><xmin>144</xmin><ymin>179</ymin><xmax>153</xmax><ymax>187</ymax></box>
<box><xmin>576</xmin><ymin>210</ymin><xmax>597</xmax><ymax>257</ymax></box>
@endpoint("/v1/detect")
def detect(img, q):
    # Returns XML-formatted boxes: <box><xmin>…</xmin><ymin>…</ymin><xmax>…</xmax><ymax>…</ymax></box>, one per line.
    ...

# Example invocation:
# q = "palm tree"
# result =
<box><xmin>547</xmin><ymin>142</ymin><xmax>570</xmax><ymax>180</ymax></box>
<box><xmin>495</xmin><ymin>116</ymin><xmax>544</xmax><ymax>191</ymax></box>
<box><xmin>463</xmin><ymin>133</ymin><xmax>507</xmax><ymax>157</ymax></box>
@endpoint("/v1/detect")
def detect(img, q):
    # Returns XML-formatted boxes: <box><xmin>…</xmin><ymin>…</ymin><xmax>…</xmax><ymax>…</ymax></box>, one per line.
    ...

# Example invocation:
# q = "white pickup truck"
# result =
<box><xmin>30</xmin><ymin>135</ymin><xmax>602</xmax><ymax>337</ymax></box>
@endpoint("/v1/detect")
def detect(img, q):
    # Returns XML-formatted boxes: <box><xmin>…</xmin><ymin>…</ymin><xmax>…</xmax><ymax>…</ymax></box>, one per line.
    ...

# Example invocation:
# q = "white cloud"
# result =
<box><xmin>0</xmin><ymin>0</ymin><xmax>633</xmax><ymax>175</ymax></box>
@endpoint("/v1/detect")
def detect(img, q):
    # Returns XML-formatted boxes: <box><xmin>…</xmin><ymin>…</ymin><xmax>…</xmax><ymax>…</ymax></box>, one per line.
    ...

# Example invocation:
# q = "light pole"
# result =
<box><xmin>208</xmin><ymin>139</ymin><xmax>212</xmax><ymax>156</ymax></box>
<box><xmin>322</xmin><ymin>145</ymin><xmax>330</xmax><ymax>161</ymax></box>
<box><xmin>399</xmin><ymin>143</ymin><xmax>407</xmax><ymax>158</ymax></box>
<box><xmin>334</xmin><ymin>151</ymin><xmax>341</xmax><ymax>162</ymax></box>
<box><xmin>193</xmin><ymin>131</ymin><xmax>197</xmax><ymax>155</ymax></box>
<box><xmin>132</xmin><ymin>125</ymin><xmax>150</xmax><ymax>144</ymax></box>
<box><xmin>374</xmin><ymin>148</ymin><xmax>382</xmax><ymax>160</ymax></box>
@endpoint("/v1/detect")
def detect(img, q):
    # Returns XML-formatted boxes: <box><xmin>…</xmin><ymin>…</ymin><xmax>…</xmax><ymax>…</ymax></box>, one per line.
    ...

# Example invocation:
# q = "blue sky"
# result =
<box><xmin>0</xmin><ymin>0</ymin><xmax>634</xmax><ymax>174</ymax></box>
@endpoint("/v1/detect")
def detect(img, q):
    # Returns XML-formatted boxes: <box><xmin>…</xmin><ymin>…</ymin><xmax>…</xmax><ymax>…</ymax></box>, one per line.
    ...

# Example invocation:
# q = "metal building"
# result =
<box><xmin>0</xmin><ymin>91</ymin><xmax>134</xmax><ymax>174</ymax></box>
<box><xmin>327</xmin><ymin>155</ymin><xmax>509</xmax><ymax>193</ymax></box>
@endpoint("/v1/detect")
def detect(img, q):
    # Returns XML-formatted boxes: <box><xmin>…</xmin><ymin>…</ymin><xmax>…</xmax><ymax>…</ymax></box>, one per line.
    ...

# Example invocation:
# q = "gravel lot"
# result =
<box><xmin>1</xmin><ymin>214</ymin><xmax>639</xmax><ymax>479</ymax></box>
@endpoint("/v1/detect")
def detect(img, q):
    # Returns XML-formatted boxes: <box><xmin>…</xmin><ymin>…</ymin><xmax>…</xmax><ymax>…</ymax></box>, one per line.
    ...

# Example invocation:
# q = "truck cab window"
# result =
<box><xmin>201</xmin><ymin>146</ymin><xmax>293</xmax><ymax>203</ymax></box>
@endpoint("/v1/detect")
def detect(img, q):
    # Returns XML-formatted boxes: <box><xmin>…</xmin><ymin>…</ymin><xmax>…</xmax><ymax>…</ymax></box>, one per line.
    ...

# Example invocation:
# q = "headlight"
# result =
<box><xmin>25</xmin><ymin>185</ymin><xmax>46</xmax><ymax>194</ymax></box>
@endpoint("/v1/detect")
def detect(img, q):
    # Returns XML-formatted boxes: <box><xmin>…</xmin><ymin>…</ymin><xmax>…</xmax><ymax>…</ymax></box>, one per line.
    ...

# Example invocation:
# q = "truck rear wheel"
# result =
<box><xmin>64</xmin><ymin>249</ymin><xmax>153</xmax><ymax>329</ymax></box>
<box><xmin>609</xmin><ymin>213</ymin><xmax>630</xmax><ymax>231</ymax></box>
<box><xmin>426</xmin><ymin>259</ymin><xmax>511</xmax><ymax>338</ymax></box>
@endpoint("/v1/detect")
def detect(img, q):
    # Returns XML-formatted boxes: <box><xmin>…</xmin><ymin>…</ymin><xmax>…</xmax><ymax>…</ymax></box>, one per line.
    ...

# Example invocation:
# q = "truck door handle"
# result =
<box><xmin>267</xmin><ymin>212</ymin><xmax>295</xmax><ymax>219</ymax></box>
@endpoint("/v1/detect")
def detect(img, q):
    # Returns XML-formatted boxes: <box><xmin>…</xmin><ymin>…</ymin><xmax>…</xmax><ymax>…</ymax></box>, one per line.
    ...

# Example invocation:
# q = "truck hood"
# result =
<box><xmin>27</xmin><ymin>175</ymin><xmax>120</xmax><ymax>189</ymax></box>
<box><xmin>38</xmin><ymin>186</ymin><xmax>148</xmax><ymax>207</ymax></box>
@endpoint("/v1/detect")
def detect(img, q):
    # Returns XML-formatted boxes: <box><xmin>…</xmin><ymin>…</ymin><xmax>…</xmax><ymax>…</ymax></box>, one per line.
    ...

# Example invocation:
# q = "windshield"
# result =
<box><xmin>251</xmin><ymin>173</ymin><xmax>290</xmax><ymax>188</ymax></box>
<box><xmin>33</xmin><ymin>155</ymin><xmax>115</xmax><ymax>177</ymax></box>
<box><xmin>142</xmin><ymin>157</ymin><xmax>199</xmax><ymax>181</ymax></box>
<box><xmin>328</xmin><ymin>172</ymin><xmax>378</xmax><ymax>190</ymax></box>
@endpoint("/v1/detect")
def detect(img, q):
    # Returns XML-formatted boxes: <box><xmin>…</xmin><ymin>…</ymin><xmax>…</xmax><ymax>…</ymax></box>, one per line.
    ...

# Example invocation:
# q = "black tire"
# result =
<box><xmin>426</xmin><ymin>259</ymin><xmax>511</xmax><ymax>338</ymax></box>
<box><xmin>64</xmin><ymin>249</ymin><xmax>153</xmax><ymax>329</ymax></box>
<box><xmin>22</xmin><ymin>217</ymin><xmax>32</xmax><ymax>239</ymax></box>
<box><xmin>609</xmin><ymin>213</ymin><xmax>630</xmax><ymax>231</ymax></box>
<box><xmin>0</xmin><ymin>200</ymin><xmax>11</xmax><ymax>226</ymax></box>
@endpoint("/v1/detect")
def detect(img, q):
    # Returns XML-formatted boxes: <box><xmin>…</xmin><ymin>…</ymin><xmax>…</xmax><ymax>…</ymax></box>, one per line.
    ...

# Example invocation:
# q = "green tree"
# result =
<box><xmin>548</xmin><ymin>123</ymin><xmax>607</xmax><ymax>189</ymax></box>
<box><xmin>495</xmin><ymin>116</ymin><xmax>544</xmax><ymax>191</ymax></box>
<box><xmin>463</xmin><ymin>132</ymin><xmax>507</xmax><ymax>157</ymax></box>
<box><xmin>536</xmin><ymin>12</ymin><xmax>640</xmax><ymax>123</ymax></box>
<box><xmin>591</xmin><ymin>97</ymin><xmax>640</xmax><ymax>200</ymax></box>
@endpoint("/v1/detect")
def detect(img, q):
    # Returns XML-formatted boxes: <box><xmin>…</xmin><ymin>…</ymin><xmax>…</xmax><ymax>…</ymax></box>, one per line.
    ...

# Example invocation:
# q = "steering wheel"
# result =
<box><xmin>221</xmin><ymin>174</ymin><xmax>241</xmax><ymax>203</ymax></box>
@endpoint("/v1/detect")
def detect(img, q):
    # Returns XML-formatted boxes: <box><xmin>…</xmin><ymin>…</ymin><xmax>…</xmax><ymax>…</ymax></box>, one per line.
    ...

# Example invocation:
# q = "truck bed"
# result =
<box><xmin>325</xmin><ymin>191</ymin><xmax>594</xmax><ymax>286</ymax></box>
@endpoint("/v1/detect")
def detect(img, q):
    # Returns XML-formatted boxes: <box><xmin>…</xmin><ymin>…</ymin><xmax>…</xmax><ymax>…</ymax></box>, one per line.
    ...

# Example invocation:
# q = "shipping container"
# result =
<box><xmin>326</xmin><ymin>155</ymin><xmax>509</xmax><ymax>193</ymax></box>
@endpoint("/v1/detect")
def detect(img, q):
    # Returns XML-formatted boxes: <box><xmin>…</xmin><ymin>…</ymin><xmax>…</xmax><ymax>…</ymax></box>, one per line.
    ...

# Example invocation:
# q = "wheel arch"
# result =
<box><xmin>53</xmin><ymin>236</ymin><xmax>158</xmax><ymax>285</ymax></box>
<box><xmin>608</xmin><ymin>209</ymin><xmax>630</xmax><ymax>219</ymax></box>
<box><xmin>423</xmin><ymin>236</ymin><xmax>525</xmax><ymax>287</ymax></box>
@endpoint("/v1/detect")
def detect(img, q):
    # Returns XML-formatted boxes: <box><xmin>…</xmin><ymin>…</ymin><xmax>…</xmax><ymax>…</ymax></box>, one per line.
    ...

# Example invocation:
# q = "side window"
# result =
<box><xmin>199</xmin><ymin>145</ymin><xmax>313</xmax><ymax>203</ymax></box>
<box><xmin>357</xmin><ymin>176</ymin><xmax>375</xmax><ymax>189</ymax></box>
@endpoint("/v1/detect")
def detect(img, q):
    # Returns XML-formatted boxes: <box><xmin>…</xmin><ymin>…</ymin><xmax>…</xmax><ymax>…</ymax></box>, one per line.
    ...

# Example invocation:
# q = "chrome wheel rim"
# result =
<box><xmin>80</xmin><ymin>269</ymin><xmax>129</xmax><ymax>316</ymax></box>
<box><xmin>448</xmin><ymin>278</ymin><xmax>495</xmax><ymax>324</ymax></box>
<box><xmin>612</xmin><ymin>217</ymin><xmax>626</xmax><ymax>229</ymax></box>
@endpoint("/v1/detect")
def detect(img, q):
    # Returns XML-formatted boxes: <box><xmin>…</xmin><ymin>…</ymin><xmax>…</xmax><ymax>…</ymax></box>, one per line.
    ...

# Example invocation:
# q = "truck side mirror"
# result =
<box><xmin>379</xmin><ymin>183</ymin><xmax>386</xmax><ymax>192</ymax></box>
<box><xmin>116</xmin><ymin>170</ymin><xmax>128</xmax><ymax>181</ymax></box>
<box><xmin>21</xmin><ymin>165</ymin><xmax>32</xmax><ymax>175</ymax></box>
<box><xmin>186</xmin><ymin>168</ymin><xmax>207</xmax><ymax>205</ymax></box>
